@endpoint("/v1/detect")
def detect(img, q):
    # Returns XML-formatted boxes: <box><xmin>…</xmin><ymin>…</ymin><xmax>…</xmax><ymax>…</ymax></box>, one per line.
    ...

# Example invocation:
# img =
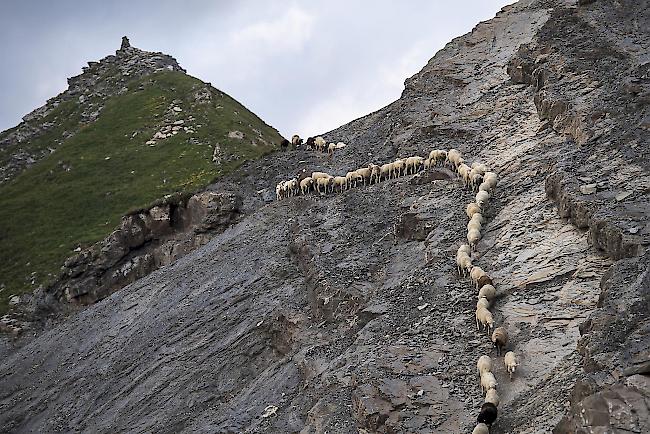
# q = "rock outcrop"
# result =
<box><xmin>47</xmin><ymin>191</ymin><xmax>241</xmax><ymax>305</ymax></box>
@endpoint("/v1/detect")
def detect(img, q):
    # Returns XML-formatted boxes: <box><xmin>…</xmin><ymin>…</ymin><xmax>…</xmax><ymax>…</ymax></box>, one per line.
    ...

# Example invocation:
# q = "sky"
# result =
<box><xmin>0</xmin><ymin>1</ymin><xmax>515</xmax><ymax>138</ymax></box>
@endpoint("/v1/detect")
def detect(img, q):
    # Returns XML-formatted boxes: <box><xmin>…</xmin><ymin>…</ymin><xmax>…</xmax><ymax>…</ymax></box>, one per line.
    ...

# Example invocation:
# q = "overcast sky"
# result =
<box><xmin>0</xmin><ymin>1</ymin><xmax>514</xmax><ymax>138</ymax></box>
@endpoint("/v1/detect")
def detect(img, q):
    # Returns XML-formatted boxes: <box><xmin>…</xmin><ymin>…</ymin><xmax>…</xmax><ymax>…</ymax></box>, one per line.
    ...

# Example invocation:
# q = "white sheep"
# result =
<box><xmin>484</xmin><ymin>171</ymin><xmax>498</xmax><ymax>189</ymax></box>
<box><xmin>470</xmin><ymin>266</ymin><xmax>487</xmax><ymax>289</ymax></box>
<box><xmin>369</xmin><ymin>164</ymin><xmax>381</xmax><ymax>184</ymax></box>
<box><xmin>327</xmin><ymin>142</ymin><xmax>336</xmax><ymax>156</ymax></box>
<box><xmin>478</xmin><ymin>181</ymin><xmax>492</xmax><ymax>195</ymax></box>
<box><xmin>471</xmin><ymin>162</ymin><xmax>488</xmax><ymax>174</ymax></box>
<box><xmin>285</xmin><ymin>178</ymin><xmax>298</xmax><ymax>197</ymax></box>
<box><xmin>379</xmin><ymin>163</ymin><xmax>393</xmax><ymax>181</ymax></box>
<box><xmin>356</xmin><ymin>167</ymin><xmax>371</xmax><ymax>185</ymax></box>
<box><xmin>468</xmin><ymin>219</ymin><xmax>482</xmax><ymax>233</ymax></box>
<box><xmin>315</xmin><ymin>175</ymin><xmax>333</xmax><ymax>194</ymax></box>
<box><xmin>423</xmin><ymin>158</ymin><xmax>433</xmax><ymax>170</ymax></box>
<box><xmin>404</xmin><ymin>156</ymin><xmax>424</xmax><ymax>175</ymax></box>
<box><xmin>276</xmin><ymin>181</ymin><xmax>285</xmax><ymax>200</ymax></box>
<box><xmin>346</xmin><ymin>170</ymin><xmax>362</xmax><ymax>188</ymax></box>
<box><xmin>470</xmin><ymin>213</ymin><xmax>485</xmax><ymax>225</ymax></box>
<box><xmin>476</xmin><ymin>355</ymin><xmax>492</xmax><ymax>380</ymax></box>
<box><xmin>485</xmin><ymin>388</ymin><xmax>500</xmax><ymax>406</ymax></box>
<box><xmin>300</xmin><ymin>177</ymin><xmax>313</xmax><ymax>195</ymax></box>
<box><xmin>504</xmin><ymin>351</ymin><xmax>518</xmax><ymax>380</ymax></box>
<box><xmin>478</xmin><ymin>284</ymin><xmax>496</xmax><ymax>302</ymax></box>
<box><xmin>480</xmin><ymin>371</ymin><xmax>497</xmax><ymax>393</ymax></box>
<box><xmin>456</xmin><ymin>252</ymin><xmax>473</xmax><ymax>277</ymax></box>
<box><xmin>477</xmin><ymin>297</ymin><xmax>490</xmax><ymax>310</ymax></box>
<box><xmin>392</xmin><ymin>159</ymin><xmax>406</xmax><ymax>177</ymax></box>
<box><xmin>458</xmin><ymin>243</ymin><xmax>471</xmax><ymax>255</ymax></box>
<box><xmin>492</xmin><ymin>327</ymin><xmax>508</xmax><ymax>356</ymax></box>
<box><xmin>468</xmin><ymin>228</ymin><xmax>482</xmax><ymax>250</ymax></box>
<box><xmin>332</xmin><ymin>176</ymin><xmax>347</xmax><ymax>192</ymax></box>
<box><xmin>447</xmin><ymin>149</ymin><xmax>462</xmax><ymax>171</ymax></box>
<box><xmin>472</xmin><ymin>423</ymin><xmax>490</xmax><ymax>434</ymax></box>
<box><xmin>314</xmin><ymin>136</ymin><xmax>326</xmax><ymax>152</ymax></box>
<box><xmin>466</xmin><ymin>202</ymin><xmax>481</xmax><ymax>219</ymax></box>
<box><xmin>476</xmin><ymin>190</ymin><xmax>490</xmax><ymax>209</ymax></box>
<box><xmin>476</xmin><ymin>307</ymin><xmax>494</xmax><ymax>335</ymax></box>
<box><xmin>429</xmin><ymin>149</ymin><xmax>447</xmax><ymax>166</ymax></box>
<box><xmin>458</xmin><ymin>163</ymin><xmax>471</xmax><ymax>187</ymax></box>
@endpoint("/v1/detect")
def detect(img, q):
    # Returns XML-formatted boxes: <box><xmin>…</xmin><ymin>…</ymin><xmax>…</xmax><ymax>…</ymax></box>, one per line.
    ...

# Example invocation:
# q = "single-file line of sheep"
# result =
<box><xmin>273</xmin><ymin>139</ymin><xmax>520</xmax><ymax>432</ymax></box>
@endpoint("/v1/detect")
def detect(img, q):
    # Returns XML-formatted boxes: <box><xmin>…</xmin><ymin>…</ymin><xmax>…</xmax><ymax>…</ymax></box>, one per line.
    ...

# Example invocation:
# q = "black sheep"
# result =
<box><xmin>306</xmin><ymin>136</ymin><xmax>315</xmax><ymax>149</ymax></box>
<box><xmin>280</xmin><ymin>139</ymin><xmax>290</xmax><ymax>151</ymax></box>
<box><xmin>477</xmin><ymin>402</ymin><xmax>497</xmax><ymax>426</ymax></box>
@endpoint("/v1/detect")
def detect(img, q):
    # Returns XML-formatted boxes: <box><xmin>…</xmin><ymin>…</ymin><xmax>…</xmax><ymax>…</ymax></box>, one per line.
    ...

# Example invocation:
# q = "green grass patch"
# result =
<box><xmin>0</xmin><ymin>71</ymin><xmax>282</xmax><ymax>313</ymax></box>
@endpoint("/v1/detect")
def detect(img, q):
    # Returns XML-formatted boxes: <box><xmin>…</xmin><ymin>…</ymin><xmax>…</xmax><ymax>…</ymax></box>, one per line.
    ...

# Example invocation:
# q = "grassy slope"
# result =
<box><xmin>0</xmin><ymin>71</ymin><xmax>282</xmax><ymax>313</ymax></box>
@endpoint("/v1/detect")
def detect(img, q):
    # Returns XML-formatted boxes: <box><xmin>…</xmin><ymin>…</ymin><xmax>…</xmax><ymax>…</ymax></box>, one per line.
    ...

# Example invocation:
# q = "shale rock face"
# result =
<box><xmin>0</xmin><ymin>1</ymin><xmax>648</xmax><ymax>434</ymax></box>
<box><xmin>48</xmin><ymin>191</ymin><xmax>241</xmax><ymax>305</ymax></box>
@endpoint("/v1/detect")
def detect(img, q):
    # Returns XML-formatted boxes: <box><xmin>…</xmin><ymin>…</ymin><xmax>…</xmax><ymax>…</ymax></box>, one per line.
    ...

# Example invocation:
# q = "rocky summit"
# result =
<box><xmin>0</xmin><ymin>1</ymin><xmax>649</xmax><ymax>433</ymax></box>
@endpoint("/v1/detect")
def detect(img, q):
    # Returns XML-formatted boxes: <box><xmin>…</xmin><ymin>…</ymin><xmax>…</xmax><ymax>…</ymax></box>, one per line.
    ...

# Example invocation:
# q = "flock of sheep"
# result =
<box><xmin>274</xmin><ymin>136</ymin><xmax>519</xmax><ymax>432</ymax></box>
<box><xmin>279</xmin><ymin>135</ymin><xmax>347</xmax><ymax>157</ymax></box>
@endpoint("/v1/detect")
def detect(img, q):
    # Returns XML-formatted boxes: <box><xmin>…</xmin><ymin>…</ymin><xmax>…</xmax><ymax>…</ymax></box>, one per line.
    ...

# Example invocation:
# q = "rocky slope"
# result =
<box><xmin>0</xmin><ymin>1</ymin><xmax>648</xmax><ymax>433</ymax></box>
<box><xmin>0</xmin><ymin>37</ymin><xmax>283</xmax><ymax>314</ymax></box>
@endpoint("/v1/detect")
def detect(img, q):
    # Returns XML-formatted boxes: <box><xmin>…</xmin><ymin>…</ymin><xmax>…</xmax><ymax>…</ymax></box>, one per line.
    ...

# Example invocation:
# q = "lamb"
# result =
<box><xmin>478</xmin><ymin>284</ymin><xmax>497</xmax><ymax>302</ymax></box>
<box><xmin>369</xmin><ymin>164</ymin><xmax>381</xmax><ymax>184</ymax></box>
<box><xmin>276</xmin><ymin>181</ymin><xmax>285</xmax><ymax>200</ymax></box>
<box><xmin>476</xmin><ymin>307</ymin><xmax>494</xmax><ymax>335</ymax></box>
<box><xmin>492</xmin><ymin>327</ymin><xmax>508</xmax><ymax>356</ymax></box>
<box><xmin>472</xmin><ymin>423</ymin><xmax>490</xmax><ymax>434</ymax></box>
<box><xmin>314</xmin><ymin>136</ymin><xmax>326</xmax><ymax>152</ymax></box>
<box><xmin>470</xmin><ymin>266</ymin><xmax>487</xmax><ymax>289</ymax></box>
<box><xmin>468</xmin><ymin>228</ymin><xmax>482</xmax><ymax>250</ymax></box>
<box><xmin>480</xmin><ymin>371</ymin><xmax>497</xmax><ymax>393</ymax></box>
<box><xmin>300</xmin><ymin>177</ymin><xmax>313</xmax><ymax>195</ymax></box>
<box><xmin>332</xmin><ymin>176</ymin><xmax>347</xmax><ymax>192</ymax></box>
<box><xmin>429</xmin><ymin>149</ymin><xmax>447</xmax><ymax>166</ymax></box>
<box><xmin>477</xmin><ymin>402</ymin><xmax>498</xmax><ymax>426</ymax></box>
<box><xmin>423</xmin><ymin>158</ymin><xmax>433</xmax><ymax>170</ymax></box>
<box><xmin>291</xmin><ymin>135</ymin><xmax>302</xmax><ymax>148</ymax></box>
<box><xmin>466</xmin><ymin>202</ymin><xmax>481</xmax><ymax>219</ymax></box>
<box><xmin>485</xmin><ymin>388</ymin><xmax>500</xmax><ymax>407</ymax></box>
<box><xmin>405</xmin><ymin>156</ymin><xmax>424</xmax><ymax>175</ymax></box>
<box><xmin>476</xmin><ymin>190</ymin><xmax>490</xmax><ymax>209</ymax></box>
<box><xmin>315</xmin><ymin>175</ymin><xmax>333</xmax><ymax>194</ymax></box>
<box><xmin>476</xmin><ymin>355</ymin><xmax>492</xmax><ymax>380</ymax></box>
<box><xmin>280</xmin><ymin>139</ymin><xmax>290</xmax><ymax>151</ymax></box>
<box><xmin>504</xmin><ymin>351</ymin><xmax>518</xmax><ymax>380</ymax></box>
